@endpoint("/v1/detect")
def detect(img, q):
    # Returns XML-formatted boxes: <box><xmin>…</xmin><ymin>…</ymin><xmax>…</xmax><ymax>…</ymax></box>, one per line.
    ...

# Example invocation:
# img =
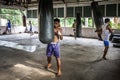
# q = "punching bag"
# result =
<box><xmin>91</xmin><ymin>2</ymin><xmax>103</xmax><ymax>30</ymax></box>
<box><xmin>76</xmin><ymin>13</ymin><xmax>82</xmax><ymax>37</ymax></box>
<box><xmin>22</xmin><ymin>15</ymin><xmax>26</xmax><ymax>27</ymax></box>
<box><xmin>38</xmin><ymin>0</ymin><xmax>54</xmax><ymax>44</ymax></box>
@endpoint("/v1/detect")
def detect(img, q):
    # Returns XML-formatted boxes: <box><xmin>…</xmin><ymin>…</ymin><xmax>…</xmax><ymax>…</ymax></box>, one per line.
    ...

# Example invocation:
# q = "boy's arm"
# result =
<box><xmin>58</xmin><ymin>28</ymin><xmax>63</xmax><ymax>40</ymax></box>
<box><xmin>107</xmin><ymin>25</ymin><xmax>113</xmax><ymax>34</ymax></box>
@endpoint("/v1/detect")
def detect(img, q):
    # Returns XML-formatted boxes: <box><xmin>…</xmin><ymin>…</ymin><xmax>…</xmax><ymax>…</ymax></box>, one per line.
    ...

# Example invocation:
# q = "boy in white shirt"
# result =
<box><xmin>102</xmin><ymin>18</ymin><xmax>113</xmax><ymax>60</ymax></box>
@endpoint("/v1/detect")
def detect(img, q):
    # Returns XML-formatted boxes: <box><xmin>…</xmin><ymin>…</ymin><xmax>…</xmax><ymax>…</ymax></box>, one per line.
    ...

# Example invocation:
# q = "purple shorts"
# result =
<box><xmin>46</xmin><ymin>43</ymin><xmax>60</xmax><ymax>58</ymax></box>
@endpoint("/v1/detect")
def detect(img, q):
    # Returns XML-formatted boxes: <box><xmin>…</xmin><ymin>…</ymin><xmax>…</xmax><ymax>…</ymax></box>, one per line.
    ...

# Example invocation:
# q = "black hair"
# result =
<box><xmin>54</xmin><ymin>18</ymin><xmax>60</xmax><ymax>23</ymax></box>
<box><xmin>74</xmin><ymin>19</ymin><xmax>76</xmax><ymax>22</ymax></box>
<box><xmin>105</xmin><ymin>18</ymin><xmax>110</xmax><ymax>23</ymax></box>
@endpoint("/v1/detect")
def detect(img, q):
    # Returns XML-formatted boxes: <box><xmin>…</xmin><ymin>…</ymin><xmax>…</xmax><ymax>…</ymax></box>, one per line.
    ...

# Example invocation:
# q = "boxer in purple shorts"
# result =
<box><xmin>46</xmin><ymin>18</ymin><xmax>63</xmax><ymax>77</ymax></box>
<box><xmin>46</xmin><ymin>43</ymin><xmax>60</xmax><ymax>58</ymax></box>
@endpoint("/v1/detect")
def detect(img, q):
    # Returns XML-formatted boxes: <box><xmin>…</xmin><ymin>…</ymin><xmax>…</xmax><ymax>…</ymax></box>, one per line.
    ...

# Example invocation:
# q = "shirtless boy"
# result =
<box><xmin>46</xmin><ymin>18</ymin><xmax>63</xmax><ymax>77</ymax></box>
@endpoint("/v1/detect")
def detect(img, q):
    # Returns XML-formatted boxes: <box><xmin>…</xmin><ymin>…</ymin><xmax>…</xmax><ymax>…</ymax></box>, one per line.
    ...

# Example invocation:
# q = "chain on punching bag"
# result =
<box><xmin>91</xmin><ymin>2</ymin><xmax>103</xmax><ymax>30</ymax></box>
<box><xmin>38</xmin><ymin>0</ymin><xmax>54</xmax><ymax>44</ymax></box>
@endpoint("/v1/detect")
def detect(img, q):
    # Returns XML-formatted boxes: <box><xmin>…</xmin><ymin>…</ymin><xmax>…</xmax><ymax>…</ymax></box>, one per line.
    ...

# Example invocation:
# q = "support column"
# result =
<box><xmin>64</xmin><ymin>3</ymin><xmax>67</xmax><ymax>35</ymax></box>
<box><xmin>64</xmin><ymin>3</ymin><xmax>67</xmax><ymax>27</ymax></box>
<box><xmin>0</xmin><ymin>14</ymin><xmax>1</xmax><ymax>26</ymax></box>
<box><xmin>85</xmin><ymin>18</ymin><xmax>88</xmax><ymax>27</ymax></box>
<box><xmin>0</xmin><ymin>9</ymin><xmax>1</xmax><ymax>26</ymax></box>
<box><xmin>92</xmin><ymin>10</ymin><xmax>94</xmax><ymax>28</ymax></box>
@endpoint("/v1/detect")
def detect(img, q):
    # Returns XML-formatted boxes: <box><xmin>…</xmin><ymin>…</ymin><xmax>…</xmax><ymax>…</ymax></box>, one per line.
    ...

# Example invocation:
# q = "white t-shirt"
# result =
<box><xmin>102</xmin><ymin>23</ymin><xmax>111</xmax><ymax>41</ymax></box>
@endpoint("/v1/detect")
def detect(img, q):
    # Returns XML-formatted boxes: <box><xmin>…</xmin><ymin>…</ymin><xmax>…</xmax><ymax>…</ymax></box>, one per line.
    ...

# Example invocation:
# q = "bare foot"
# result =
<box><xmin>45</xmin><ymin>64</ymin><xmax>52</xmax><ymax>69</ymax></box>
<box><xmin>56</xmin><ymin>70</ymin><xmax>62</xmax><ymax>77</ymax></box>
<box><xmin>102</xmin><ymin>57</ymin><xmax>107</xmax><ymax>60</ymax></box>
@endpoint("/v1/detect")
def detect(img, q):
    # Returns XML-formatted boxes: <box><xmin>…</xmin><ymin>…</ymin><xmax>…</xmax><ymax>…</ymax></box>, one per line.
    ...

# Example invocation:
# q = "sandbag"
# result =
<box><xmin>91</xmin><ymin>2</ymin><xmax>103</xmax><ymax>30</ymax></box>
<box><xmin>38</xmin><ymin>0</ymin><xmax>54</xmax><ymax>44</ymax></box>
<box><xmin>76</xmin><ymin>13</ymin><xmax>82</xmax><ymax>37</ymax></box>
<box><xmin>22</xmin><ymin>15</ymin><xmax>26</xmax><ymax>27</ymax></box>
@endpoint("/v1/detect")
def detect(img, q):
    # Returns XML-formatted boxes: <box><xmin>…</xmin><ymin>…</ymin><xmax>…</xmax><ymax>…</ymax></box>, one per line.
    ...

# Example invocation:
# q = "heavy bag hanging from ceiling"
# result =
<box><xmin>38</xmin><ymin>0</ymin><xmax>54</xmax><ymax>44</ymax></box>
<box><xmin>91</xmin><ymin>2</ymin><xmax>103</xmax><ymax>30</ymax></box>
<box><xmin>22</xmin><ymin>14</ymin><xmax>26</xmax><ymax>27</ymax></box>
<box><xmin>76</xmin><ymin>13</ymin><xmax>82</xmax><ymax>37</ymax></box>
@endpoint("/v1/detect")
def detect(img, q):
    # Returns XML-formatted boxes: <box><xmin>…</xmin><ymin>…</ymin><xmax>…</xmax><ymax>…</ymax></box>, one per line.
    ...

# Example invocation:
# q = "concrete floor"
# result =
<box><xmin>0</xmin><ymin>33</ymin><xmax>120</xmax><ymax>80</ymax></box>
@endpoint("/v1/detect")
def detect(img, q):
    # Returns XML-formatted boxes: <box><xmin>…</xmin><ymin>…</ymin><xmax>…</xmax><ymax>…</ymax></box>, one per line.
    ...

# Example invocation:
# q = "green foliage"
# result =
<box><xmin>59</xmin><ymin>18</ymin><xmax>64</xmax><ymax>27</ymax></box>
<box><xmin>27</xmin><ymin>19</ymin><xmax>38</xmax><ymax>27</ymax></box>
<box><xmin>0</xmin><ymin>9</ymin><xmax>20</xmax><ymax>15</ymax></box>
<box><xmin>66</xmin><ymin>18</ymin><xmax>75</xmax><ymax>27</ymax></box>
<box><xmin>0</xmin><ymin>8</ymin><xmax>22</xmax><ymax>26</ymax></box>
<box><xmin>66</xmin><ymin>17</ymin><xmax>93</xmax><ymax>28</ymax></box>
<box><xmin>118</xmin><ymin>23</ymin><xmax>120</xmax><ymax>29</ymax></box>
<box><xmin>81</xmin><ymin>18</ymin><xmax>85</xmax><ymax>25</ymax></box>
<box><xmin>110</xmin><ymin>21</ymin><xmax>120</xmax><ymax>29</ymax></box>
<box><xmin>88</xmin><ymin>18</ymin><xmax>92</xmax><ymax>28</ymax></box>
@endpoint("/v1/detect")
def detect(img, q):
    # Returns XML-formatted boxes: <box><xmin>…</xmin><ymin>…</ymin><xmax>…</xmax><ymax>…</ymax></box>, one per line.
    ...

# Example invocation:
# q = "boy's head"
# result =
<box><xmin>105</xmin><ymin>18</ymin><xmax>110</xmax><ymax>23</ymax></box>
<box><xmin>54</xmin><ymin>18</ymin><xmax>60</xmax><ymax>28</ymax></box>
<box><xmin>74</xmin><ymin>19</ymin><xmax>76</xmax><ymax>22</ymax></box>
<box><xmin>8</xmin><ymin>20</ymin><xmax>10</xmax><ymax>22</ymax></box>
<box><xmin>29</xmin><ymin>21</ymin><xmax>31</xmax><ymax>24</ymax></box>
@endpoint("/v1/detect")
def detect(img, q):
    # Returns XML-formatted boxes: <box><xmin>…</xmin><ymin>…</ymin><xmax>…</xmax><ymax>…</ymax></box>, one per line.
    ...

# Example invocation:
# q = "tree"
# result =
<box><xmin>0</xmin><ymin>8</ymin><xmax>22</xmax><ymax>26</ymax></box>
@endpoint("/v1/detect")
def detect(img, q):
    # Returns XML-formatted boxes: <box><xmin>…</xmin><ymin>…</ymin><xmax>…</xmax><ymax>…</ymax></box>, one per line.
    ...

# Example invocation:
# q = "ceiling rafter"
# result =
<box><xmin>0</xmin><ymin>0</ymin><xmax>119</xmax><ymax>9</ymax></box>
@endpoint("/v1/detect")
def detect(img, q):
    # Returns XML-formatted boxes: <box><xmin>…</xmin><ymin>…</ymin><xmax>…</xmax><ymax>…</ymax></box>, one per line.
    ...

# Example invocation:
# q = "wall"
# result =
<box><xmin>0</xmin><ymin>26</ymin><xmax>120</xmax><ymax>39</ymax></box>
<box><xmin>0</xmin><ymin>26</ymin><xmax>6</xmax><ymax>34</ymax></box>
<box><xmin>62</xmin><ymin>27</ymin><xmax>120</xmax><ymax>38</ymax></box>
<box><xmin>62</xmin><ymin>27</ymin><xmax>98</xmax><ymax>38</ymax></box>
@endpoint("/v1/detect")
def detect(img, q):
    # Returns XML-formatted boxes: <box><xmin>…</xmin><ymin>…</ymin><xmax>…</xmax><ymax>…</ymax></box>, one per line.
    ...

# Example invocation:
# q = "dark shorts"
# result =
<box><xmin>46</xmin><ymin>43</ymin><xmax>60</xmax><ymax>58</ymax></box>
<box><xmin>104</xmin><ymin>41</ymin><xmax>109</xmax><ymax>47</ymax></box>
<box><xmin>30</xmin><ymin>28</ymin><xmax>32</xmax><ymax>32</ymax></box>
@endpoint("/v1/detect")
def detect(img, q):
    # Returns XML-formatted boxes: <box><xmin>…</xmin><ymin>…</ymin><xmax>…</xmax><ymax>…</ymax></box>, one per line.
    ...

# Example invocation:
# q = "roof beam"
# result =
<box><xmin>0</xmin><ymin>4</ymin><xmax>25</xmax><ymax>10</ymax></box>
